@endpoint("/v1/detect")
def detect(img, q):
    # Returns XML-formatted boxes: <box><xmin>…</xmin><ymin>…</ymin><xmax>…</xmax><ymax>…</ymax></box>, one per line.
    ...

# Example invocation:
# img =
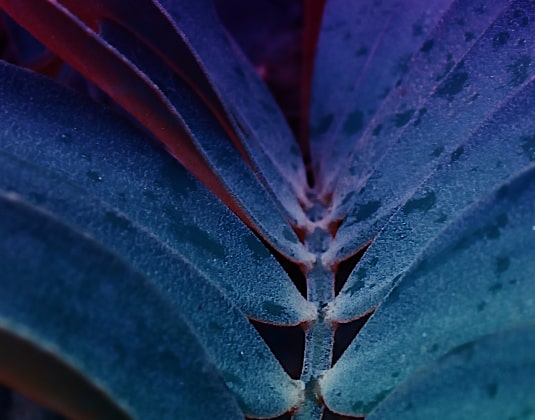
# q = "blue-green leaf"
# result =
<box><xmin>0</xmin><ymin>159</ymin><xmax>303</xmax><ymax>417</ymax></box>
<box><xmin>320</xmin><ymin>163</ymin><xmax>535</xmax><ymax>415</ymax></box>
<box><xmin>0</xmin><ymin>0</ymin><xmax>312</xmax><ymax>262</ymax></box>
<box><xmin>93</xmin><ymin>16</ymin><xmax>312</xmax><ymax>265</ymax></box>
<box><xmin>0</xmin><ymin>60</ymin><xmax>314</xmax><ymax>326</ymax></box>
<box><xmin>329</xmin><ymin>74</ymin><xmax>535</xmax><ymax>321</ymax></box>
<box><xmin>325</xmin><ymin>0</ymin><xmax>535</xmax><ymax>262</ymax></box>
<box><xmin>0</xmin><ymin>61</ymin><xmax>310</xmax><ymax>417</ymax></box>
<box><xmin>367</xmin><ymin>324</ymin><xmax>535</xmax><ymax>420</ymax></box>
<box><xmin>0</xmin><ymin>191</ymin><xmax>243</xmax><ymax>419</ymax></box>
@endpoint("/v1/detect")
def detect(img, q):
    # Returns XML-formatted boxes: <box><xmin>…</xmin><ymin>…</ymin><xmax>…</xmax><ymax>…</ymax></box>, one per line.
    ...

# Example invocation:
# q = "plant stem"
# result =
<box><xmin>294</xmin><ymin>228</ymin><xmax>335</xmax><ymax>420</ymax></box>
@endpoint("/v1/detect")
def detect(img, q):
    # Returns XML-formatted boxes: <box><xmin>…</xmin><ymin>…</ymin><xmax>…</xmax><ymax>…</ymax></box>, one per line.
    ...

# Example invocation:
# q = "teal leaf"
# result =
<box><xmin>2</xmin><ymin>0</ymin><xmax>535</xmax><ymax>417</ymax></box>
<box><xmin>96</xmin><ymin>18</ymin><xmax>311</xmax><ymax>265</ymax></box>
<box><xmin>0</xmin><ymin>61</ymin><xmax>309</xmax><ymax>417</ymax></box>
<box><xmin>0</xmin><ymin>191</ymin><xmax>243</xmax><ymax>419</ymax></box>
<box><xmin>329</xmin><ymin>73</ymin><xmax>535</xmax><ymax>321</ymax></box>
<box><xmin>0</xmin><ymin>0</ymin><xmax>312</xmax><ymax>262</ymax></box>
<box><xmin>320</xmin><ymin>163</ymin><xmax>535</xmax><ymax>415</ymax></box>
<box><xmin>0</xmin><ymin>160</ymin><xmax>303</xmax><ymax>417</ymax></box>
<box><xmin>0</xmin><ymin>60</ymin><xmax>314</xmax><ymax>326</ymax></box>
<box><xmin>367</xmin><ymin>324</ymin><xmax>535</xmax><ymax>420</ymax></box>
<box><xmin>324</xmin><ymin>0</ymin><xmax>535</xmax><ymax>263</ymax></box>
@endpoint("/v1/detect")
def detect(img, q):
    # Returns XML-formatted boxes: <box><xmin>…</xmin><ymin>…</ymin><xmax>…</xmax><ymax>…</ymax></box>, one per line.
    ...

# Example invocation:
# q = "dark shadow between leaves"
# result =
<box><xmin>258</xmin><ymin>235</ymin><xmax>308</xmax><ymax>298</ymax></box>
<box><xmin>323</xmin><ymin>407</ymin><xmax>364</xmax><ymax>420</ymax></box>
<box><xmin>246</xmin><ymin>412</ymin><xmax>292</xmax><ymax>420</ymax></box>
<box><xmin>250</xmin><ymin>321</ymin><xmax>305</xmax><ymax>380</ymax></box>
<box><xmin>332</xmin><ymin>311</ymin><xmax>375</xmax><ymax>366</ymax></box>
<box><xmin>334</xmin><ymin>243</ymin><xmax>371</xmax><ymax>295</ymax></box>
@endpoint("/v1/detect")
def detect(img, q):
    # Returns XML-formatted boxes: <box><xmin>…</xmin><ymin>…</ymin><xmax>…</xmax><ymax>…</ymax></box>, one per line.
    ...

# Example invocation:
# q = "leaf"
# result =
<box><xmin>0</xmin><ymin>158</ymin><xmax>305</xmax><ymax>417</ymax></box>
<box><xmin>327</xmin><ymin>0</ymin><xmax>509</xmax><ymax>215</ymax></box>
<box><xmin>309</xmin><ymin>0</ymin><xmax>454</xmax><ymax>191</ymax></box>
<box><xmin>157</xmin><ymin>0</ymin><xmax>310</xmax><ymax>213</ymax></box>
<box><xmin>329</xmin><ymin>74</ymin><xmax>535</xmax><ymax>321</ymax></box>
<box><xmin>64</xmin><ymin>0</ymin><xmax>312</xmax><ymax>248</ymax></box>
<box><xmin>320</xmin><ymin>163</ymin><xmax>535</xmax><ymax>416</ymax></box>
<box><xmin>0</xmin><ymin>60</ymin><xmax>315</xmax><ymax>326</ymax></box>
<box><xmin>4</xmin><ymin>1</ymin><xmax>535</xmax><ymax>418</ymax></box>
<box><xmin>97</xmin><ymin>16</ymin><xmax>312</xmax><ymax>264</ymax></box>
<box><xmin>0</xmin><ymin>0</ymin><xmax>227</xmax><ymax>213</ymax></box>
<box><xmin>0</xmin><ymin>0</ymin><xmax>313</xmax><ymax>261</ymax></box>
<box><xmin>367</xmin><ymin>324</ymin><xmax>535</xmax><ymax>420</ymax></box>
<box><xmin>0</xmin><ymin>191</ymin><xmax>244</xmax><ymax>419</ymax></box>
<box><xmin>323</xmin><ymin>0</ymin><xmax>535</xmax><ymax>263</ymax></box>
<box><xmin>0</xmin><ymin>61</ymin><xmax>310</xmax><ymax>417</ymax></box>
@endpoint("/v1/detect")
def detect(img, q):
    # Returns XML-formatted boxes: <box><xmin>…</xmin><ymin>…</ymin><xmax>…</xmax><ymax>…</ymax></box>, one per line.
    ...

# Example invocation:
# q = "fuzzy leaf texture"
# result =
<box><xmin>0</xmin><ymin>0</ymin><xmax>534</xmax><ymax>419</ymax></box>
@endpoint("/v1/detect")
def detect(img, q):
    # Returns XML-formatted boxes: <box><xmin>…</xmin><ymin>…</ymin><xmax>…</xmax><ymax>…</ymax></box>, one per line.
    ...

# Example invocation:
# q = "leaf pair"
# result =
<box><xmin>321</xmin><ymin>162</ymin><xmax>535</xmax><ymax>414</ymax></box>
<box><xmin>0</xmin><ymin>60</ymin><xmax>310</xmax><ymax>418</ymax></box>
<box><xmin>310</xmin><ymin>0</ymin><xmax>535</xmax><ymax>416</ymax></box>
<box><xmin>0</xmin><ymin>0</ymin><xmax>313</xmax><ymax>263</ymax></box>
<box><xmin>2</xmin><ymin>0</ymin><xmax>535</xmax><ymax>418</ymax></box>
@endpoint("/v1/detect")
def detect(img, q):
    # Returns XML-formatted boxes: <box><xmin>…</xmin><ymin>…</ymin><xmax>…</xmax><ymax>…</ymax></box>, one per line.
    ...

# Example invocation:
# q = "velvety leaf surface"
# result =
<box><xmin>83</xmin><ymin>0</ymin><xmax>309</xmax><ymax>228</ymax></box>
<box><xmin>326</xmin><ymin>0</ymin><xmax>508</xmax><ymax>212</ymax></box>
<box><xmin>85</xmin><ymin>0</ymin><xmax>312</xmax><ymax>248</ymax></box>
<box><xmin>320</xmin><ymin>164</ymin><xmax>535</xmax><ymax>415</ymax></box>
<box><xmin>157</xmin><ymin>0</ymin><xmax>310</xmax><ymax>213</ymax></box>
<box><xmin>324</xmin><ymin>0</ymin><xmax>535</xmax><ymax>263</ymax></box>
<box><xmin>316</xmin><ymin>0</ymin><xmax>509</xmax><ymax>202</ymax></box>
<box><xmin>0</xmin><ymin>191</ymin><xmax>243</xmax><ymax>420</ymax></box>
<box><xmin>0</xmin><ymin>61</ymin><xmax>314</xmax><ymax>417</ymax></box>
<box><xmin>367</xmin><ymin>324</ymin><xmax>535</xmax><ymax>420</ymax></box>
<box><xmin>0</xmin><ymin>156</ymin><xmax>304</xmax><ymax>418</ymax></box>
<box><xmin>0</xmin><ymin>0</ymin><xmax>228</xmax><ymax>212</ymax></box>
<box><xmin>0</xmin><ymin>60</ymin><xmax>315</xmax><ymax>326</ymax></box>
<box><xmin>96</xmin><ymin>18</ymin><xmax>312</xmax><ymax>265</ymax></box>
<box><xmin>309</xmin><ymin>0</ymin><xmax>454</xmax><ymax>191</ymax></box>
<box><xmin>329</xmin><ymin>74</ymin><xmax>535</xmax><ymax>321</ymax></box>
<box><xmin>0</xmin><ymin>0</ymin><xmax>312</xmax><ymax>262</ymax></box>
